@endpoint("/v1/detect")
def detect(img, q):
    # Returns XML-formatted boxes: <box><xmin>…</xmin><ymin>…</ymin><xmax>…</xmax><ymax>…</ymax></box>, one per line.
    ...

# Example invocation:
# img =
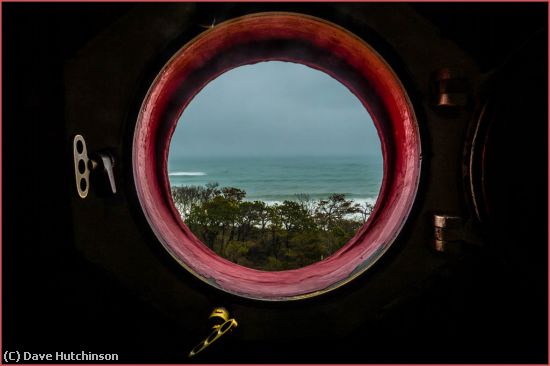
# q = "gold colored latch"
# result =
<box><xmin>188</xmin><ymin>307</ymin><xmax>238</xmax><ymax>358</ymax></box>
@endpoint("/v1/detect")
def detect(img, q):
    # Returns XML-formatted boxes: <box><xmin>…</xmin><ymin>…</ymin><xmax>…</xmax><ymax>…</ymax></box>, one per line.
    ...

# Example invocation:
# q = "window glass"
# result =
<box><xmin>168</xmin><ymin>61</ymin><xmax>383</xmax><ymax>271</ymax></box>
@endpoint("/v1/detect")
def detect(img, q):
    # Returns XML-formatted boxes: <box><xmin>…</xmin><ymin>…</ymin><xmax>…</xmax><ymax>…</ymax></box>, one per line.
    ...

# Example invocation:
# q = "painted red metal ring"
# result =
<box><xmin>133</xmin><ymin>12</ymin><xmax>421</xmax><ymax>300</ymax></box>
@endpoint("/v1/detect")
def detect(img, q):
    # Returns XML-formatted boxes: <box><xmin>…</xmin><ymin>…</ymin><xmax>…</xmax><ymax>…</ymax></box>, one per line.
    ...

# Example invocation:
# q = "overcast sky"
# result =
<box><xmin>169</xmin><ymin>61</ymin><xmax>381</xmax><ymax>158</ymax></box>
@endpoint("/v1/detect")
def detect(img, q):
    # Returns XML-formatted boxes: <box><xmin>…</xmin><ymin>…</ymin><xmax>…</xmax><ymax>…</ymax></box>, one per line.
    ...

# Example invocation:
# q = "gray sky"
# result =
<box><xmin>169</xmin><ymin>61</ymin><xmax>381</xmax><ymax>158</ymax></box>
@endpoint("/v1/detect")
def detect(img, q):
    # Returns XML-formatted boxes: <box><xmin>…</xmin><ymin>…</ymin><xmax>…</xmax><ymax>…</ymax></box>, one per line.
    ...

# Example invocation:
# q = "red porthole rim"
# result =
<box><xmin>132</xmin><ymin>12</ymin><xmax>422</xmax><ymax>301</ymax></box>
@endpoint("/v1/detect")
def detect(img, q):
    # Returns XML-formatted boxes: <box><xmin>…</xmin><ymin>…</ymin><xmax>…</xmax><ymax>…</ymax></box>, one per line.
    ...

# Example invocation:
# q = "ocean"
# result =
<box><xmin>168</xmin><ymin>155</ymin><xmax>383</xmax><ymax>206</ymax></box>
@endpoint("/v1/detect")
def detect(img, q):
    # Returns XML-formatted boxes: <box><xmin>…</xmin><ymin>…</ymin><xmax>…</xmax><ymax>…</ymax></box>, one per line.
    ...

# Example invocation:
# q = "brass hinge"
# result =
<box><xmin>433</xmin><ymin>214</ymin><xmax>481</xmax><ymax>253</ymax></box>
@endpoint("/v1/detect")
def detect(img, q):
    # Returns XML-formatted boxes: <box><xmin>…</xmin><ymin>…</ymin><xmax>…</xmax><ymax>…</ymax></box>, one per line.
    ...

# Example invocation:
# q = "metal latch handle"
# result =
<box><xmin>189</xmin><ymin>307</ymin><xmax>238</xmax><ymax>357</ymax></box>
<box><xmin>73</xmin><ymin>135</ymin><xmax>117</xmax><ymax>198</ymax></box>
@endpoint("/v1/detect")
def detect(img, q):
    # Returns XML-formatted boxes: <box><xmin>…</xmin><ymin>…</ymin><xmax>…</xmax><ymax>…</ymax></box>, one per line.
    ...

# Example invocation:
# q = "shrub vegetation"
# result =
<box><xmin>171</xmin><ymin>183</ymin><xmax>373</xmax><ymax>271</ymax></box>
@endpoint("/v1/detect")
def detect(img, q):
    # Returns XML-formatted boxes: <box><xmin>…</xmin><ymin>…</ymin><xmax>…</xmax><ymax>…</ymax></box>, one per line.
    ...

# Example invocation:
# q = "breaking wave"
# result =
<box><xmin>168</xmin><ymin>171</ymin><xmax>207</xmax><ymax>176</ymax></box>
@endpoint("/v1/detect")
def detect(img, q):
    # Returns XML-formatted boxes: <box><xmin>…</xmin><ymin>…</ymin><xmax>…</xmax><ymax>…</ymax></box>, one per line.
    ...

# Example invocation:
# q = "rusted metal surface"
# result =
<box><xmin>132</xmin><ymin>12</ymin><xmax>422</xmax><ymax>300</ymax></box>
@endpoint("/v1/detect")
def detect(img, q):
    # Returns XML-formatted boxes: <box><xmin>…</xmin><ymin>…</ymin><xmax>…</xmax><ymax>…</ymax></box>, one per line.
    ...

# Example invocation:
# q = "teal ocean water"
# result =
<box><xmin>168</xmin><ymin>155</ymin><xmax>383</xmax><ymax>205</ymax></box>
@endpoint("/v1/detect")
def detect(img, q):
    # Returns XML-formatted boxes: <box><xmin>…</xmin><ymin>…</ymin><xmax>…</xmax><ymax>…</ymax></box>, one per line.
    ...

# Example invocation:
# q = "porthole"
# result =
<box><xmin>133</xmin><ymin>12</ymin><xmax>421</xmax><ymax>300</ymax></box>
<box><xmin>168</xmin><ymin>61</ymin><xmax>383</xmax><ymax>271</ymax></box>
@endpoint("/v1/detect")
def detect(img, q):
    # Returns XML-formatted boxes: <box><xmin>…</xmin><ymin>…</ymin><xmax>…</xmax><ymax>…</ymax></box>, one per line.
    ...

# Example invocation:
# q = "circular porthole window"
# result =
<box><xmin>133</xmin><ymin>12</ymin><xmax>421</xmax><ymax>300</ymax></box>
<box><xmin>168</xmin><ymin>61</ymin><xmax>383</xmax><ymax>271</ymax></box>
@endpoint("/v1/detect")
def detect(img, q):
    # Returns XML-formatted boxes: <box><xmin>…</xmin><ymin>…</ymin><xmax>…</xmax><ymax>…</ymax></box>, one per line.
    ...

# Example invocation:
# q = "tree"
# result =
<box><xmin>186</xmin><ymin>195</ymin><xmax>239</xmax><ymax>251</ymax></box>
<box><xmin>295</xmin><ymin>193</ymin><xmax>315</xmax><ymax>216</ymax></box>
<box><xmin>279</xmin><ymin>201</ymin><xmax>316</xmax><ymax>233</ymax></box>
<box><xmin>315</xmin><ymin>193</ymin><xmax>360</xmax><ymax>230</ymax></box>
<box><xmin>224</xmin><ymin>240</ymin><xmax>256</xmax><ymax>267</ymax></box>
<box><xmin>267</xmin><ymin>204</ymin><xmax>284</xmax><ymax>259</ymax></box>
<box><xmin>186</xmin><ymin>203</ymin><xmax>217</xmax><ymax>248</ymax></box>
<box><xmin>315</xmin><ymin>194</ymin><xmax>362</xmax><ymax>254</ymax></box>
<box><xmin>288</xmin><ymin>230</ymin><xmax>323</xmax><ymax>268</ymax></box>
<box><xmin>237</xmin><ymin>201</ymin><xmax>261</xmax><ymax>241</ymax></box>
<box><xmin>172</xmin><ymin>182</ymin><xmax>368</xmax><ymax>271</ymax></box>
<box><xmin>171</xmin><ymin>185</ymin><xmax>202</xmax><ymax>218</ymax></box>
<box><xmin>221</xmin><ymin>187</ymin><xmax>246</xmax><ymax>202</ymax></box>
<box><xmin>358</xmin><ymin>201</ymin><xmax>375</xmax><ymax>223</ymax></box>
<box><xmin>254</xmin><ymin>201</ymin><xmax>270</xmax><ymax>233</ymax></box>
<box><xmin>276</xmin><ymin>200</ymin><xmax>318</xmax><ymax>262</ymax></box>
<box><xmin>199</xmin><ymin>182</ymin><xmax>221</xmax><ymax>204</ymax></box>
